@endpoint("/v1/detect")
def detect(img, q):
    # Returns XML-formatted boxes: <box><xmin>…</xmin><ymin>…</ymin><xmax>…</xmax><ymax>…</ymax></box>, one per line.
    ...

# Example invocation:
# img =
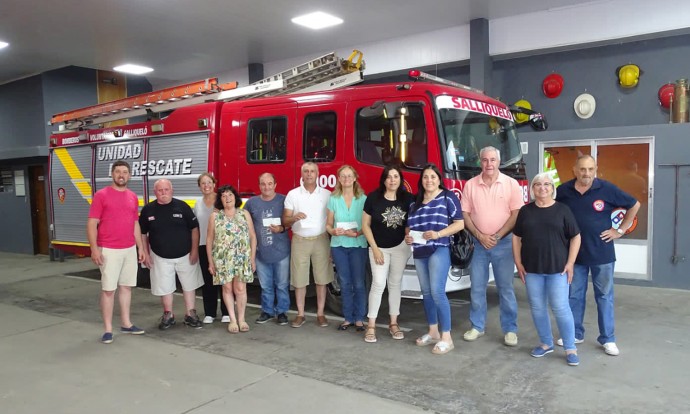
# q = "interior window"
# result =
<box><xmin>247</xmin><ymin>117</ymin><xmax>287</xmax><ymax>163</ymax></box>
<box><xmin>303</xmin><ymin>112</ymin><xmax>336</xmax><ymax>162</ymax></box>
<box><xmin>356</xmin><ymin>102</ymin><xmax>427</xmax><ymax>168</ymax></box>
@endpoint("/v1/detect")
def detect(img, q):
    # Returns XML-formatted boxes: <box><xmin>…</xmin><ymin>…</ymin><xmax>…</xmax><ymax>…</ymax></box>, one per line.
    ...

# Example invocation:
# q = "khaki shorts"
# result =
<box><xmin>149</xmin><ymin>252</ymin><xmax>203</xmax><ymax>296</ymax></box>
<box><xmin>290</xmin><ymin>233</ymin><xmax>334</xmax><ymax>288</ymax></box>
<box><xmin>100</xmin><ymin>246</ymin><xmax>138</xmax><ymax>291</ymax></box>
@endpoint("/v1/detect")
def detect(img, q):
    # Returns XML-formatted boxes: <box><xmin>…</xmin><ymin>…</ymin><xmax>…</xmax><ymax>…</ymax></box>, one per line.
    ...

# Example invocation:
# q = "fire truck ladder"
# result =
<box><xmin>51</xmin><ymin>51</ymin><xmax>365</xmax><ymax>131</ymax></box>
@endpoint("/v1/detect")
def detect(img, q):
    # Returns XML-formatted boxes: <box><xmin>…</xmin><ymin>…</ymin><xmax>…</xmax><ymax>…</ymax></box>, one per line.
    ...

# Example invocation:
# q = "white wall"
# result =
<box><xmin>152</xmin><ymin>0</ymin><xmax>690</xmax><ymax>89</ymax></box>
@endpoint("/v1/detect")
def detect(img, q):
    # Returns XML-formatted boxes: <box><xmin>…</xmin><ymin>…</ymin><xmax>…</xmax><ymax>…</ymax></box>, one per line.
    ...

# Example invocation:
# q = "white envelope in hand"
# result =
<box><xmin>409</xmin><ymin>230</ymin><xmax>427</xmax><ymax>245</ymax></box>
<box><xmin>262</xmin><ymin>217</ymin><xmax>281</xmax><ymax>227</ymax></box>
<box><xmin>336</xmin><ymin>221</ymin><xmax>358</xmax><ymax>230</ymax></box>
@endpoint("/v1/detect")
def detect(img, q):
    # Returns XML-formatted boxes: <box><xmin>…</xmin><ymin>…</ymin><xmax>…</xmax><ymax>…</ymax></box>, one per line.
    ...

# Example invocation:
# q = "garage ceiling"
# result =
<box><xmin>0</xmin><ymin>0</ymin><xmax>668</xmax><ymax>86</ymax></box>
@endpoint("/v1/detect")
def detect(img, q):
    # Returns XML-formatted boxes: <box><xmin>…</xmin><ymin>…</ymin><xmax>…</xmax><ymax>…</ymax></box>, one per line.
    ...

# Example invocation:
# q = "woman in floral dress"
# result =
<box><xmin>207</xmin><ymin>185</ymin><xmax>257</xmax><ymax>333</ymax></box>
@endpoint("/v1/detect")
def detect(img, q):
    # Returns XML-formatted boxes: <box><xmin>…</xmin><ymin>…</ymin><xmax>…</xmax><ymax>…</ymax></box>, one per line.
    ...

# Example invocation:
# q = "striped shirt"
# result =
<box><xmin>408</xmin><ymin>191</ymin><xmax>462</xmax><ymax>258</ymax></box>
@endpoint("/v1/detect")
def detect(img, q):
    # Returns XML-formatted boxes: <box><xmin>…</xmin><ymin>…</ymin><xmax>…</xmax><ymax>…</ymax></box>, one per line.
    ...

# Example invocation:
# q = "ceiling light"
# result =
<box><xmin>291</xmin><ymin>12</ymin><xmax>343</xmax><ymax>30</ymax></box>
<box><xmin>113</xmin><ymin>64</ymin><xmax>154</xmax><ymax>75</ymax></box>
<box><xmin>0</xmin><ymin>41</ymin><xmax>9</xmax><ymax>49</ymax></box>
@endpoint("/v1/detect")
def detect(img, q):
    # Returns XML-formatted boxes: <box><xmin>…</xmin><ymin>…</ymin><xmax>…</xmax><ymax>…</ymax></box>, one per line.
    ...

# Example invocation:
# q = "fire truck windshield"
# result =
<box><xmin>437</xmin><ymin>104</ymin><xmax>522</xmax><ymax>171</ymax></box>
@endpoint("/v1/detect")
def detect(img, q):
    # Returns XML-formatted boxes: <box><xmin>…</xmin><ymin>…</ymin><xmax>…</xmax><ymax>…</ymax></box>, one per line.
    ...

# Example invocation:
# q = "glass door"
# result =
<box><xmin>540</xmin><ymin>137</ymin><xmax>653</xmax><ymax>280</ymax></box>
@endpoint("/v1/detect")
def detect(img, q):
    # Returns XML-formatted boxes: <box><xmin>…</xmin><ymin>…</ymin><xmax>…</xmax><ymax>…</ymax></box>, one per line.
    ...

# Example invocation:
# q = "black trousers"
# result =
<box><xmin>198</xmin><ymin>245</ymin><xmax>228</xmax><ymax>318</ymax></box>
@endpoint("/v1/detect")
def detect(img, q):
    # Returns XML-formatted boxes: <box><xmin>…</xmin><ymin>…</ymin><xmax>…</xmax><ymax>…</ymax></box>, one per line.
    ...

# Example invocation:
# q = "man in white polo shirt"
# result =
<box><xmin>282</xmin><ymin>162</ymin><xmax>334</xmax><ymax>328</ymax></box>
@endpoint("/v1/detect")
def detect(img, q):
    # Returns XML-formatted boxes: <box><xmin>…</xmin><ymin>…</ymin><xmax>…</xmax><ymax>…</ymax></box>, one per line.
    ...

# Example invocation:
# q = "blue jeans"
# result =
<box><xmin>414</xmin><ymin>246</ymin><xmax>452</xmax><ymax>332</ymax></box>
<box><xmin>469</xmin><ymin>235</ymin><xmax>518</xmax><ymax>333</ymax></box>
<box><xmin>570</xmin><ymin>263</ymin><xmax>616</xmax><ymax>344</ymax></box>
<box><xmin>331</xmin><ymin>247</ymin><xmax>368</xmax><ymax>323</ymax></box>
<box><xmin>525</xmin><ymin>273</ymin><xmax>577</xmax><ymax>351</ymax></box>
<box><xmin>256</xmin><ymin>256</ymin><xmax>291</xmax><ymax>315</ymax></box>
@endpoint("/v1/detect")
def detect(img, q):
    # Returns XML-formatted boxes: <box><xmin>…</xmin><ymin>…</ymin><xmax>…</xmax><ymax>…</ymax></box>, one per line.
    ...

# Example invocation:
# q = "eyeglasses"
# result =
<box><xmin>532</xmin><ymin>182</ymin><xmax>553</xmax><ymax>188</ymax></box>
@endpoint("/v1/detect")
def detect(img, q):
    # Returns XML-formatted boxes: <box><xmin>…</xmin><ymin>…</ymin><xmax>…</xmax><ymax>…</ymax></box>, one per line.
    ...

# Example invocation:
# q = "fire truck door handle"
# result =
<box><xmin>240</xmin><ymin>191</ymin><xmax>256</xmax><ymax>198</ymax></box>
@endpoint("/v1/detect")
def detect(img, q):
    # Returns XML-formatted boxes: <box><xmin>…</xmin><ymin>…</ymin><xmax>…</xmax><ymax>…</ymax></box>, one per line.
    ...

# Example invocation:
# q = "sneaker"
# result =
<box><xmin>255</xmin><ymin>312</ymin><xmax>274</xmax><ymax>324</ymax></box>
<box><xmin>202</xmin><ymin>316</ymin><xmax>214</xmax><ymax>324</ymax></box>
<box><xmin>101</xmin><ymin>332</ymin><xmax>113</xmax><ymax>344</ymax></box>
<box><xmin>158</xmin><ymin>311</ymin><xmax>176</xmax><ymax>330</ymax></box>
<box><xmin>184</xmin><ymin>310</ymin><xmax>203</xmax><ymax>329</ymax></box>
<box><xmin>291</xmin><ymin>315</ymin><xmax>306</xmax><ymax>328</ymax></box>
<box><xmin>463</xmin><ymin>328</ymin><xmax>485</xmax><ymax>342</ymax></box>
<box><xmin>276</xmin><ymin>313</ymin><xmax>289</xmax><ymax>325</ymax></box>
<box><xmin>566</xmin><ymin>353</ymin><xmax>580</xmax><ymax>366</ymax></box>
<box><xmin>504</xmin><ymin>332</ymin><xmax>518</xmax><ymax>347</ymax></box>
<box><xmin>603</xmin><ymin>342</ymin><xmax>620</xmax><ymax>356</ymax></box>
<box><xmin>221</xmin><ymin>315</ymin><xmax>231</xmax><ymax>323</ymax></box>
<box><xmin>316</xmin><ymin>315</ymin><xmax>329</xmax><ymax>327</ymax></box>
<box><xmin>556</xmin><ymin>337</ymin><xmax>584</xmax><ymax>347</ymax></box>
<box><xmin>530</xmin><ymin>346</ymin><xmax>554</xmax><ymax>357</ymax></box>
<box><xmin>120</xmin><ymin>325</ymin><xmax>145</xmax><ymax>335</ymax></box>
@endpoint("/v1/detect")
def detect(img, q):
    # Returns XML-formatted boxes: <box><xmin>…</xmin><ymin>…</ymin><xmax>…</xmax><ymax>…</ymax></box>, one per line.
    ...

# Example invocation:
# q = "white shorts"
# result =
<box><xmin>99</xmin><ymin>246</ymin><xmax>138</xmax><ymax>291</ymax></box>
<box><xmin>149</xmin><ymin>252</ymin><xmax>203</xmax><ymax>296</ymax></box>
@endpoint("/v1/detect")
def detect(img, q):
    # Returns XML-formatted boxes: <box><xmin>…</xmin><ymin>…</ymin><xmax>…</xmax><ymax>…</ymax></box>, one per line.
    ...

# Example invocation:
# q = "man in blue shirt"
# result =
<box><xmin>556</xmin><ymin>155</ymin><xmax>640</xmax><ymax>356</ymax></box>
<box><xmin>244</xmin><ymin>173</ymin><xmax>291</xmax><ymax>325</ymax></box>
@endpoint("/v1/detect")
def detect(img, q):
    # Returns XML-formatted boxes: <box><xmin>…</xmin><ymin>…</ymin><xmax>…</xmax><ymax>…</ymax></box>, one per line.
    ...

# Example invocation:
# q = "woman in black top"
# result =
<box><xmin>361</xmin><ymin>165</ymin><xmax>414</xmax><ymax>343</ymax></box>
<box><xmin>513</xmin><ymin>172</ymin><xmax>581</xmax><ymax>366</ymax></box>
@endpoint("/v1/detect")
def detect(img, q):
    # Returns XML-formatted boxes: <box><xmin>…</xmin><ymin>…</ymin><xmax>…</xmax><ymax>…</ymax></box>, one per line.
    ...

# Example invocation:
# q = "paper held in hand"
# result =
<box><xmin>262</xmin><ymin>217</ymin><xmax>281</xmax><ymax>227</ymax></box>
<box><xmin>409</xmin><ymin>230</ymin><xmax>427</xmax><ymax>245</ymax></box>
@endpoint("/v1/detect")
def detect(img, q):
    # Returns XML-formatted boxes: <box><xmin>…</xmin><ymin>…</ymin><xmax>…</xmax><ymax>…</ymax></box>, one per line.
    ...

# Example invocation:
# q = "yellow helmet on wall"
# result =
<box><xmin>514</xmin><ymin>99</ymin><xmax>532</xmax><ymax>123</ymax></box>
<box><xmin>617</xmin><ymin>64</ymin><xmax>641</xmax><ymax>88</ymax></box>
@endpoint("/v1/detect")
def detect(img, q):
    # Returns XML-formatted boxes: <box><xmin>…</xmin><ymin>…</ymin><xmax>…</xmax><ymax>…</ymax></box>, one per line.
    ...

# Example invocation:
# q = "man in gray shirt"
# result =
<box><xmin>244</xmin><ymin>173</ymin><xmax>291</xmax><ymax>325</ymax></box>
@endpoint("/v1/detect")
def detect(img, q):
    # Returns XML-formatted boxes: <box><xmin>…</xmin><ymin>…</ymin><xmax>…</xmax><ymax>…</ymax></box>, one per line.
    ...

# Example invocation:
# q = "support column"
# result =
<box><xmin>248</xmin><ymin>63</ymin><xmax>264</xmax><ymax>84</ymax></box>
<box><xmin>469</xmin><ymin>18</ymin><xmax>492</xmax><ymax>95</ymax></box>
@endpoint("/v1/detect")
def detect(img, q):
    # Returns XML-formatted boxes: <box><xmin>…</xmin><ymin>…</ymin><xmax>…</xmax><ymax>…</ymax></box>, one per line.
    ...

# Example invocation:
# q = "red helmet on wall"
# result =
<box><xmin>658</xmin><ymin>83</ymin><xmax>675</xmax><ymax>109</ymax></box>
<box><xmin>542</xmin><ymin>73</ymin><xmax>564</xmax><ymax>98</ymax></box>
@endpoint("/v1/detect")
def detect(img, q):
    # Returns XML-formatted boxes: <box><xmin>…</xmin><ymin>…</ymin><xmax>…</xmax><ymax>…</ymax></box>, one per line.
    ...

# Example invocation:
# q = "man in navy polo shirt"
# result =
<box><xmin>556</xmin><ymin>155</ymin><xmax>640</xmax><ymax>356</ymax></box>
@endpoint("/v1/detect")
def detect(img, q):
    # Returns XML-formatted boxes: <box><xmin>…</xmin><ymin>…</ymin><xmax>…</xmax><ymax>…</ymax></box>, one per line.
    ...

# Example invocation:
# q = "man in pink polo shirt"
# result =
<box><xmin>87</xmin><ymin>160</ymin><xmax>147</xmax><ymax>344</ymax></box>
<box><xmin>461</xmin><ymin>146</ymin><xmax>524</xmax><ymax>347</ymax></box>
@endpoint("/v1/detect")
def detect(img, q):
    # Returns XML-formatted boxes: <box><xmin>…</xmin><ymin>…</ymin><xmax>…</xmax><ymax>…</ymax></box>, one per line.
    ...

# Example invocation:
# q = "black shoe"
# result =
<box><xmin>256</xmin><ymin>312</ymin><xmax>274</xmax><ymax>324</ymax></box>
<box><xmin>159</xmin><ymin>311</ymin><xmax>176</xmax><ymax>330</ymax></box>
<box><xmin>184</xmin><ymin>309</ymin><xmax>203</xmax><ymax>329</ymax></box>
<box><xmin>276</xmin><ymin>313</ymin><xmax>288</xmax><ymax>325</ymax></box>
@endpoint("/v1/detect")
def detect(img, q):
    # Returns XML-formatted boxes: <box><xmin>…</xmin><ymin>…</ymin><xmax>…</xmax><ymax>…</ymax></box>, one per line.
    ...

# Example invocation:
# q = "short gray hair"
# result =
<box><xmin>530</xmin><ymin>172</ymin><xmax>557</xmax><ymax>200</ymax></box>
<box><xmin>480</xmin><ymin>146</ymin><xmax>501</xmax><ymax>162</ymax></box>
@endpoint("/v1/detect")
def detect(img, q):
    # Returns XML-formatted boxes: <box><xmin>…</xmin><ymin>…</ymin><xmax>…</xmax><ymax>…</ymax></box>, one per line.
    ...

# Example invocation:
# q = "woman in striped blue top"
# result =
<box><xmin>405</xmin><ymin>164</ymin><xmax>464</xmax><ymax>355</ymax></box>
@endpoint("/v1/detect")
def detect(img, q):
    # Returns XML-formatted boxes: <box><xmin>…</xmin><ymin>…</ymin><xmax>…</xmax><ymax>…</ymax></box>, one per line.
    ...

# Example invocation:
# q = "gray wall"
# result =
<box><xmin>0</xmin><ymin>76</ymin><xmax>46</xmax><ymax>159</ymax></box>
<box><xmin>0</xmin><ymin>67</ymin><xmax>151</xmax><ymax>254</ymax></box>
<box><xmin>494</xmin><ymin>35</ymin><xmax>690</xmax><ymax>130</ymax></box>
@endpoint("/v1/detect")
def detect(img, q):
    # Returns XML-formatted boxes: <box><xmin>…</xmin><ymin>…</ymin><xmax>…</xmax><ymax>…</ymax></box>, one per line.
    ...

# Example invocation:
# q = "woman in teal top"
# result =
<box><xmin>326</xmin><ymin>165</ymin><xmax>368</xmax><ymax>331</ymax></box>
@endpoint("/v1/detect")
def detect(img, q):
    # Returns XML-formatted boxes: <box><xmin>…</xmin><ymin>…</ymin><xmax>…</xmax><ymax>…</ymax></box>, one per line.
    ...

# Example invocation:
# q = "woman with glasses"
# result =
<box><xmin>326</xmin><ymin>165</ymin><xmax>368</xmax><ymax>332</ymax></box>
<box><xmin>512</xmin><ymin>173</ymin><xmax>582</xmax><ymax>366</ymax></box>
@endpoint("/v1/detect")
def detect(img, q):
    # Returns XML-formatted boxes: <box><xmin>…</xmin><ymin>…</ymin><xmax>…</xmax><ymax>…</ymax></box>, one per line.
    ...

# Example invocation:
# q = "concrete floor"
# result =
<box><xmin>0</xmin><ymin>252</ymin><xmax>687</xmax><ymax>414</ymax></box>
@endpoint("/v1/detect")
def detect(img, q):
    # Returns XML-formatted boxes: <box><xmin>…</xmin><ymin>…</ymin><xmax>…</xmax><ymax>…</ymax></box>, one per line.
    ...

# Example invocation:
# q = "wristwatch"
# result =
<box><xmin>616</xmin><ymin>228</ymin><xmax>625</xmax><ymax>236</ymax></box>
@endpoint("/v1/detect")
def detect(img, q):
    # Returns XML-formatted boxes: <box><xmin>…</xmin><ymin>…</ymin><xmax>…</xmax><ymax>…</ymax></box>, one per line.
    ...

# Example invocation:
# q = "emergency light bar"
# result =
<box><xmin>408</xmin><ymin>70</ymin><xmax>483</xmax><ymax>94</ymax></box>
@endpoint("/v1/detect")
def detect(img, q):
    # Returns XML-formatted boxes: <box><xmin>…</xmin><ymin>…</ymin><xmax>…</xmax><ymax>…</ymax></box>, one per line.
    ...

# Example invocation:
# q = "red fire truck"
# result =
<box><xmin>48</xmin><ymin>52</ymin><xmax>544</xmax><ymax>310</ymax></box>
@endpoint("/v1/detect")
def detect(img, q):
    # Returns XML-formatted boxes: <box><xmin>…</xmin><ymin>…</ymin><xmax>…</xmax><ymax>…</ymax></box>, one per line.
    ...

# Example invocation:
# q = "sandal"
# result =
<box><xmin>416</xmin><ymin>333</ymin><xmax>439</xmax><ymax>347</ymax></box>
<box><xmin>389</xmin><ymin>324</ymin><xmax>404</xmax><ymax>340</ymax></box>
<box><xmin>228</xmin><ymin>321</ymin><xmax>239</xmax><ymax>334</ymax></box>
<box><xmin>432</xmin><ymin>341</ymin><xmax>455</xmax><ymax>355</ymax></box>
<box><xmin>355</xmin><ymin>322</ymin><xmax>366</xmax><ymax>332</ymax></box>
<box><xmin>337</xmin><ymin>322</ymin><xmax>353</xmax><ymax>331</ymax></box>
<box><xmin>364</xmin><ymin>326</ymin><xmax>377</xmax><ymax>343</ymax></box>
<box><xmin>239</xmin><ymin>321</ymin><xmax>250</xmax><ymax>332</ymax></box>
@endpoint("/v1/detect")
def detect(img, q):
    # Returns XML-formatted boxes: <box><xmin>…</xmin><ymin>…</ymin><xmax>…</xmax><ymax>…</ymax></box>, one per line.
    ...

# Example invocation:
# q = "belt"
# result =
<box><xmin>293</xmin><ymin>233</ymin><xmax>326</xmax><ymax>241</ymax></box>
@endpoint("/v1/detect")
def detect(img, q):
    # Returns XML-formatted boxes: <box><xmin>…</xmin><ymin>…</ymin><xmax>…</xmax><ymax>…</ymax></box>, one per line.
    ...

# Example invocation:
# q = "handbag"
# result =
<box><xmin>444</xmin><ymin>191</ymin><xmax>474</xmax><ymax>269</ymax></box>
